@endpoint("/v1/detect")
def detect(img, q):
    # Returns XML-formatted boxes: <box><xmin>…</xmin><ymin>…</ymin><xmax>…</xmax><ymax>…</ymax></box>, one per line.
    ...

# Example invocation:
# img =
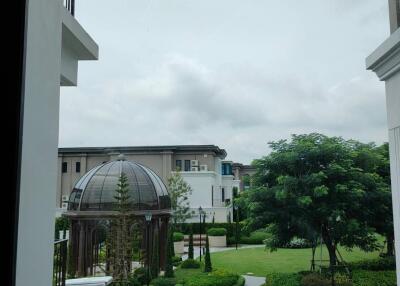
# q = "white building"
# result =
<box><xmin>57</xmin><ymin>145</ymin><xmax>244</xmax><ymax>222</ymax></box>
<box><xmin>366</xmin><ymin>0</ymin><xmax>400</xmax><ymax>283</ymax></box>
<box><xmin>13</xmin><ymin>1</ymin><xmax>99</xmax><ymax>285</ymax></box>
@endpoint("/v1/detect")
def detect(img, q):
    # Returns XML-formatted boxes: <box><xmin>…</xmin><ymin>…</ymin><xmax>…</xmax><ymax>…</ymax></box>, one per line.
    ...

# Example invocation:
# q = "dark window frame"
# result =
<box><xmin>75</xmin><ymin>161</ymin><xmax>81</xmax><ymax>173</ymax></box>
<box><xmin>184</xmin><ymin>160</ymin><xmax>191</xmax><ymax>172</ymax></box>
<box><xmin>175</xmin><ymin>160</ymin><xmax>182</xmax><ymax>171</ymax></box>
<box><xmin>62</xmin><ymin>162</ymin><xmax>68</xmax><ymax>173</ymax></box>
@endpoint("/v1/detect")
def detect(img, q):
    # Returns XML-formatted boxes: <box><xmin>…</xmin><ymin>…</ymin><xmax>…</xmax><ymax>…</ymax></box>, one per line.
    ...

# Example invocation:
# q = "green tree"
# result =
<box><xmin>110</xmin><ymin>173</ymin><xmax>132</xmax><ymax>286</ymax></box>
<box><xmin>204</xmin><ymin>235</ymin><xmax>212</xmax><ymax>272</ymax></box>
<box><xmin>246</xmin><ymin>133</ymin><xmax>383</xmax><ymax>268</ymax></box>
<box><xmin>188</xmin><ymin>229</ymin><xmax>194</xmax><ymax>259</ymax></box>
<box><xmin>168</xmin><ymin>171</ymin><xmax>194</xmax><ymax>226</ymax></box>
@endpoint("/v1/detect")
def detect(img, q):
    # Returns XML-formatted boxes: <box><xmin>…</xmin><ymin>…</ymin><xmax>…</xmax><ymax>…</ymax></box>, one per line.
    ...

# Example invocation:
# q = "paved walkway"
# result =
<box><xmin>242</xmin><ymin>275</ymin><xmax>265</xmax><ymax>286</ymax></box>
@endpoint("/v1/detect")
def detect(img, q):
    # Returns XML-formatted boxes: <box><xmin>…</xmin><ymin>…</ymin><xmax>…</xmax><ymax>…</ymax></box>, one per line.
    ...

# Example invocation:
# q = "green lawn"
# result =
<box><xmin>211</xmin><ymin>245</ymin><xmax>383</xmax><ymax>276</ymax></box>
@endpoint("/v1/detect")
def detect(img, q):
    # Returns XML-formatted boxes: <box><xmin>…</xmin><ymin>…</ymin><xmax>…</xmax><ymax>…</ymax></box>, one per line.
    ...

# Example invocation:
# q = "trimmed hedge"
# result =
<box><xmin>173</xmin><ymin>232</ymin><xmax>184</xmax><ymax>242</ymax></box>
<box><xmin>347</xmin><ymin>257</ymin><xmax>396</xmax><ymax>271</ymax></box>
<box><xmin>239</xmin><ymin>230</ymin><xmax>270</xmax><ymax>244</ymax></box>
<box><xmin>208</xmin><ymin>228</ymin><xmax>227</xmax><ymax>236</ymax></box>
<box><xmin>265</xmin><ymin>273</ymin><xmax>301</xmax><ymax>286</ymax></box>
<box><xmin>185</xmin><ymin>269</ymin><xmax>239</xmax><ymax>286</ymax></box>
<box><xmin>176</xmin><ymin>222</ymin><xmax>247</xmax><ymax>238</ymax></box>
<box><xmin>352</xmin><ymin>270</ymin><xmax>396</xmax><ymax>286</ymax></box>
<box><xmin>181</xmin><ymin>258</ymin><xmax>201</xmax><ymax>269</ymax></box>
<box><xmin>150</xmin><ymin>277</ymin><xmax>177</xmax><ymax>286</ymax></box>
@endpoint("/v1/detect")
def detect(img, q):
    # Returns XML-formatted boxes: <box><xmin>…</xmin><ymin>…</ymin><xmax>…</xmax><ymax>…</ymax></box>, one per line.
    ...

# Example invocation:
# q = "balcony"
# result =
<box><xmin>60</xmin><ymin>1</ymin><xmax>99</xmax><ymax>86</ymax></box>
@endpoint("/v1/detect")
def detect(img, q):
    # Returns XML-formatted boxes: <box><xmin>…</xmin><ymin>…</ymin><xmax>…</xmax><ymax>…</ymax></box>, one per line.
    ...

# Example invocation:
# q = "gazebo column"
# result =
<box><xmin>159</xmin><ymin>216</ymin><xmax>169</xmax><ymax>270</ymax></box>
<box><xmin>77</xmin><ymin>221</ymin><xmax>86</xmax><ymax>277</ymax></box>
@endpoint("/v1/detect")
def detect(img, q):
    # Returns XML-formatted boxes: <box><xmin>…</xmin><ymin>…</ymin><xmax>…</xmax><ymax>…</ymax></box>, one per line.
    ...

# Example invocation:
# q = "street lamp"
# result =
<box><xmin>198</xmin><ymin>206</ymin><xmax>203</xmax><ymax>261</ymax></box>
<box><xmin>145</xmin><ymin>212</ymin><xmax>152</xmax><ymax>286</ymax></box>
<box><xmin>234</xmin><ymin>203</ymin><xmax>239</xmax><ymax>250</ymax></box>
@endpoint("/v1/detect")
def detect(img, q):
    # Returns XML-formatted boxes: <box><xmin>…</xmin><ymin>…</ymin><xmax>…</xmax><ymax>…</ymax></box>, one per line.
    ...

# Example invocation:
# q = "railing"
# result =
<box><xmin>63</xmin><ymin>0</ymin><xmax>75</xmax><ymax>16</ymax></box>
<box><xmin>53</xmin><ymin>239</ymin><xmax>68</xmax><ymax>286</ymax></box>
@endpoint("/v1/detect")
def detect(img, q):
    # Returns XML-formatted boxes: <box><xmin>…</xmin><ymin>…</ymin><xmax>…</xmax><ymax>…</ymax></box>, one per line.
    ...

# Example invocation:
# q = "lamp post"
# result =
<box><xmin>234</xmin><ymin>203</ymin><xmax>239</xmax><ymax>250</ymax></box>
<box><xmin>198</xmin><ymin>206</ymin><xmax>203</xmax><ymax>261</ymax></box>
<box><xmin>145</xmin><ymin>212</ymin><xmax>152</xmax><ymax>286</ymax></box>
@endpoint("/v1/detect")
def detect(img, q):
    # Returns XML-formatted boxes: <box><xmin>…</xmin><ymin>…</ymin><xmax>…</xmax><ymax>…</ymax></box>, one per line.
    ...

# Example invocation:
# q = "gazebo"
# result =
<box><xmin>63</xmin><ymin>155</ymin><xmax>171</xmax><ymax>278</ymax></box>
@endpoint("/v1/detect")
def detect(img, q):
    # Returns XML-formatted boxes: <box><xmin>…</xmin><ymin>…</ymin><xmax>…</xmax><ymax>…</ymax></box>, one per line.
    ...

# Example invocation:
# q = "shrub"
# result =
<box><xmin>240</xmin><ymin>230</ymin><xmax>270</xmax><ymax>244</ymax></box>
<box><xmin>352</xmin><ymin>270</ymin><xmax>396</xmax><ymax>286</ymax></box>
<box><xmin>283</xmin><ymin>237</ymin><xmax>313</xmax><ymax>249</ymax></box>
<box><xmin>300</xmin><ymin>273</ymin><xmax>330</xmax><ymax>286</ymax></box>
<box><xmin>173</xmin><ymin>232</ymin><xmax>184</xmax><ymax>242</ymax></box>
<box><xmin>348</xmin><ymin>257</ymin><xmax>396</xmax><ymax>271</ymax></box>
<box><xmin>265</xmin><ymin>273</ymin><xmax>301</xmax><ymax>286</ymax></box>
<box><xmin>185</xmin><ymin>269</ymin><xmax>239</xmax><ymax>286</ymax></box>
<box><xmin>172</xmin><ymin>256</ymin><xmax>182</xmax><ymax>266</ymax></box>
<box><xmin>150</xmin><ymin>277</ymin><xmax>177</xmax><ymax>286</ymax></box>
<box><xmin>234</xmin><ymin>276</ymin><xmax>246</xmax><ymax>286</ymax></box>
<box><xmin>204</xmin><ymin>235</ymin><xmax>212</xmax><ymax>272</ymax></box>
<box><xmin>181</xmin><ymin>258</ymin><xmax>201</xmax><ymax>269</ymax></box>
<box><xmin>132</xmin><ymin>267</ymin><xmax>147</xmax><ymax>285</ymax></box>
<box><xmin>207</xmin><ymin>228</ymin><xmax>227</xmax><ymax>236</ymax></box>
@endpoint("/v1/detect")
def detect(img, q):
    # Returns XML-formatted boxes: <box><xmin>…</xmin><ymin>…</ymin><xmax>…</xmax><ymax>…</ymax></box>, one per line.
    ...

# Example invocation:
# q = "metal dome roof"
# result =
<box><xmin>68</xmin><ymin>158</ymin><xmax>171</xmax><ymax>212</ymax></box>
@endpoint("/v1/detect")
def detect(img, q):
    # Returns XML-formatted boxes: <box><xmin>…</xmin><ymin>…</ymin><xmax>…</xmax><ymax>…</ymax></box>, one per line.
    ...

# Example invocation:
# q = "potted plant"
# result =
<box><xmin>207</xmin><ymin>228</ymin><xmax>227</xmax><ymax>247</ymax></box>
<box><xmin>173</xmin><ymin>232</ymin><xmax>185</xmax><ymax>255</ymax></box>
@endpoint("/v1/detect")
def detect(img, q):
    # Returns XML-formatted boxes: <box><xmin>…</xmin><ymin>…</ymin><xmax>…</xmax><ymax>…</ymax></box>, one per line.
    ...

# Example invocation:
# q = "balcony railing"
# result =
<box><xmin>53</xmin><ymin>239</ymin><xmax>68</xmax><ymax>286</ymax></box>
<box><xmin>63</xmin><ymin>0</ymin><xmax>75</xmax><ymax>16</ymax></box>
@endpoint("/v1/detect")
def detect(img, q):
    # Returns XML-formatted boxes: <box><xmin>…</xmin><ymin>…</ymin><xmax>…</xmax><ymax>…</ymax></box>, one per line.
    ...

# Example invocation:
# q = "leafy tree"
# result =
<box><xmin>188</xmin><ymin>230</ymin><xmax>194</xmax><ymax>259</ymax></box>
<box><xmin>246</xmin><ymin>133</ymin><xmax>384</xmax><ymax>268</ymax></box>
<box><xmin>204</xmin><ymin>235</ymin><xmax>212</xmax><ymax>272</ymax></box>
<box><xmin>168</xmin><ymin>171</ymin><xmax>194</xmax><ymax>226</ymax></box>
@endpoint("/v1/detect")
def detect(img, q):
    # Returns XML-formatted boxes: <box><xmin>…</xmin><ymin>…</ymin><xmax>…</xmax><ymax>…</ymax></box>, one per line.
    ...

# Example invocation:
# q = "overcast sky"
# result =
<box><xmin>59</xmin><ymin>0</ymin><xmax>391</xmax><ymax>164</ymax></box>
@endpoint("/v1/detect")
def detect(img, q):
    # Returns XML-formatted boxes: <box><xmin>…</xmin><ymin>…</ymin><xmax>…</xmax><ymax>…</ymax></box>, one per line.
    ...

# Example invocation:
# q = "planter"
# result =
<box><xmin>174</xmin><ymin>240</ymin><xmax>184</xmax><ymax>254</ymax></box>
<box><xmin>208</xmin><ymin>235</ymin><xmax>226</xmax><ymax>247</ymax></box>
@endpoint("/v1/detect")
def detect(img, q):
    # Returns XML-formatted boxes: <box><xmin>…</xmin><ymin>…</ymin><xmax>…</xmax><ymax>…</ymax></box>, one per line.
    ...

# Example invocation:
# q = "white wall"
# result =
<box><xmin>16</xmin><ymin>0</ymin><xmax>62</xmax><ymax>285</ymax></box>
<box><xmin>367</xmin><ymin>27</ymin><xmax>400</xmax><ymax>285</ymax></box>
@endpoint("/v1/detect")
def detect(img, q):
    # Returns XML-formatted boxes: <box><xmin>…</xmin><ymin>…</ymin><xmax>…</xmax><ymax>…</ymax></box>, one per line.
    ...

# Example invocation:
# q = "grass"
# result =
<box><xmin>211</xmin><ymin>245</ymin><xmax>384</xmax><ymax>276</ymax></box>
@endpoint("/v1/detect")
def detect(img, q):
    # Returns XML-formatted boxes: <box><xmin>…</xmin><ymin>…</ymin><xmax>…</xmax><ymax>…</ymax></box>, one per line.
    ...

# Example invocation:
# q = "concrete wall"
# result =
<box><xmin>367</xmin><ymin>26</ymin><xmax>400</xmax><ymax>285</ymax></box>
<box><xmin>16</xmin><ymin>1</ymin><xmax>62</xmax><ymax>285</ymax></box>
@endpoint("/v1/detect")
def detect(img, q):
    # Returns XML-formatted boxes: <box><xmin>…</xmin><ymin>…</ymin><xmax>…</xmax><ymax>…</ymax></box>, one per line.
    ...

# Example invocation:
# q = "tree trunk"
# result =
<box><xmin>321</xmin><ymin>226</ymin><xmax>337</xmax><ymax>267</ymax></box>
<box><xmin>386</xmin><ymin>233</ymin><xmax>395</xmax><ymax>257</ymax></box>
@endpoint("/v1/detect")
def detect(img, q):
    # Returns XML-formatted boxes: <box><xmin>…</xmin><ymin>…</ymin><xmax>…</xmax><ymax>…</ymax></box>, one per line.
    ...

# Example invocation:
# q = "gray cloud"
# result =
<box><xmin>60</xmin><ymin>0</ymin><xmax>389</xmax><ymax>164</ymax></box>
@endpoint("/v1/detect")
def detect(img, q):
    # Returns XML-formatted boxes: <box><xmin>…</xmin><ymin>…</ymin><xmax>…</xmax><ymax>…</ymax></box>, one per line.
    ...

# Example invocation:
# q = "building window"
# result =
<box><xmin>221</xmin><ymin>163</ymin><xmax>232</xmax><ymax>175</ymax></box>
<box><xmin>75</xmin><ymin>162</ymin><xmax>81</xmax><ymax>173</ymax></box>
<box><xmin>221</xmin><ymin>187</ymin><xmax>225</xmax><ymax>202</ymax></box>
<box><xmin>62</xmin><ymin>162</ymin><xmax>68</xmax><ymax>173</ymax></box>
<box><xmin>184</xmin><ymin>160</ymin><xmax>191</xmax><ymax>171</ymax></box>
<box><xmin>176</xmin><ymin>160</ymin><xmax>182</xmax><ymax>171</ymax></box>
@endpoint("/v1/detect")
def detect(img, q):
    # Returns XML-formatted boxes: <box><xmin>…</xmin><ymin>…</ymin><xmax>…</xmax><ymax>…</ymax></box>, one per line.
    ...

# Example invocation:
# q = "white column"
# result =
<box><xmin>16</xmin><ymin>0</ymin><xmax>62</xmax><ymax>285</ymax></box>
<box><xmin>367</xmin><ymin>28</ymin><xmax>400</xmax><ymax>285</ymax></box>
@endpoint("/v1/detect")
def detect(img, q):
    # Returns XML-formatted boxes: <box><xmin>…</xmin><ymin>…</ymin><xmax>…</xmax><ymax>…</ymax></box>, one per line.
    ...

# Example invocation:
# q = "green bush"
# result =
<box><xmin>181</xmin><ymin>258</ymin><xmax>201</xmax><ymax>269</ymax></box>
<box><xmin>265</xmin><ymin>273</ymin><xmax>301</xmax><ymax>286</ymax></box>
<box><xmin>150</xmin><ymin>277</ymin><xmax>177</xmax><ymax>286</ymax></box>
<box><xmin>133</xmin><ymin>267</ymin><xmax>147</xmax><ymax>285</ymax></box>
<box><xmin>348</xmin><ymin>257</ymin><xmax>396</xmax><ymax>271</ymax></box>
<box><xmin>352</xmin><ymin>270</ymin><xmax>396</xmax><ymax>286</ymax></box>
<box><xmin>172</xmin><ymin>256</ymin><xmax>182</xmax><ymax>266</ymax></box>
<box><xmin>240</xmin><ymin>230</ymin><xmax>270</xmax><ymax>244</ymax></box>
<box><xmin>233</xmin><ymin>276</ymin><xmax>246</xmax><ymax>286</ymax></box>
<box><xmin>283</xmin><ymin>237</ymin><xmax>313</xmax><ymax>249</ymax></box>
<box><xmin>173</xmin><ymin>232</ymin><xmax>184</xmax><ymax>242</ymax></box>
<box><xmin>176</xmin><ymin>222</ymin><xmax>247</xmax><ymax>237</ymax></box>
<box><xmin>55</xmin><ymin>217</ymin><xmax>70</xmax><ymax>239</ymax></box>
<box><xmin>185</xmin><ymin>269</ymin><xmax>239</xmax><ymax>286</ymax></box>
<box><xmin>207</xmin><ymin>228</ymin><xmax>227</xmax><ymax>236</ymax></box>
<box><xmin>300</xmin><ymin>273</ymin><xmax>330</xmax><ymax>286</ymax></box>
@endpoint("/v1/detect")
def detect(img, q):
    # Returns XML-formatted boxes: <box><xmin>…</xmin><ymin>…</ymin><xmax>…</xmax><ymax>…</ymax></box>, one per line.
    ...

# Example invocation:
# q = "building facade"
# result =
<box><xmin>57</xmin><ymin>145</ymin><xmax>242</xmax><ymax>222</ymax></box>
<box><xmin>366</xmin><ymin>0</ymin><xmax>400</xmax><ymax>283</ymax></box>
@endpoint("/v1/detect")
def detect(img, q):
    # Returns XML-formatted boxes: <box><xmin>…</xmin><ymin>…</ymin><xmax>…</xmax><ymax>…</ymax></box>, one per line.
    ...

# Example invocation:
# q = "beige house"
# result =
<box><xmin>57</xmin><ymin>145</ymin><xmax>251</xmax><ymax>222</ymax></box>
